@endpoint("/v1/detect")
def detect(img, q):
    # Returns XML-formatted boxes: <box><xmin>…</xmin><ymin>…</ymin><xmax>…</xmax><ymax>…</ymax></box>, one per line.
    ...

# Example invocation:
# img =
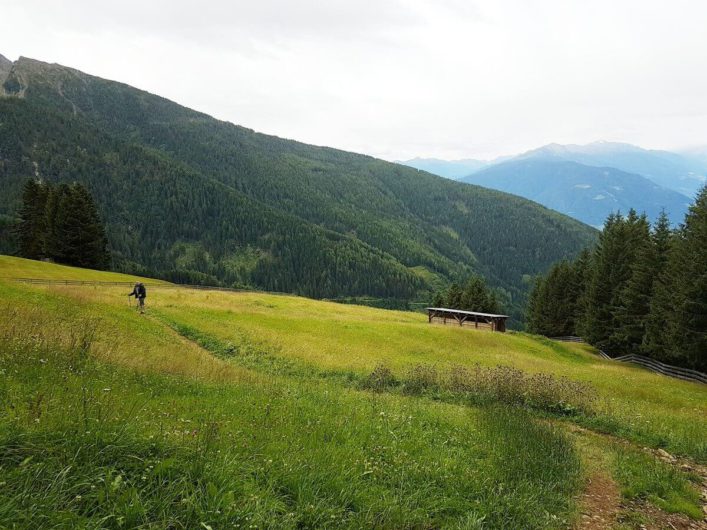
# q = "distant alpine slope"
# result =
<box><xmin>0</xmin><ymin>53</ymin><xmax>596</xmax><ymax>317</ymax></box>
<box><xmin>461</xmin><ymin>158</ymin><xmax>691</xmax><ymax>227</ymax></box>
<box><xmin>401</xmin><ymin>141</ymin><xmax>704</xmax><ymax>227</ymax></box>
<box><xmin>519</xmin><ymin>142</ymin><xmax>706</xmax><ymax>197</ymax></box>
<box><xmin>401</xmin><ymin>142</ymin><xmax>707</xmax><ymax>197</ymax></box>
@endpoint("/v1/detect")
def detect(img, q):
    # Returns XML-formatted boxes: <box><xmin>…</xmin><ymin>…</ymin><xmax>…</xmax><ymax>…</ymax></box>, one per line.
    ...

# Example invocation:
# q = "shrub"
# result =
<box><xmin>361</xmin><ymin>363</ymin><xmax>398</xmax><ymax>392</ymax></box>
<box><xmin>403</xmin><ymin>364</ymin><xmax>439</xmax><ymax>395</ymax></box>
<box><xmin>379</xmin><ymin>361</ymin><xmax>597</xmax><ymax>415</ymax></box>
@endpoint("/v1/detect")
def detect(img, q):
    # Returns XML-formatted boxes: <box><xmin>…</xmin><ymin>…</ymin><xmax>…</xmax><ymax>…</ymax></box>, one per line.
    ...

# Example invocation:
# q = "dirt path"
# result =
<box><xmin>575</xmin><ymin>473</ymin><xmax>622</xmax><ymax>529</ymax></box>
<box><xmin>564</xmin><ymin>422</ymin><xmax>707</xmax><ymax>529</ymax></box>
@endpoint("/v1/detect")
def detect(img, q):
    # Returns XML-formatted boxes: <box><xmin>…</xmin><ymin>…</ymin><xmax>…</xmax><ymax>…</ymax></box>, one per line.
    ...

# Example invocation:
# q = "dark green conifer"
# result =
<box><xmin>656</xmin><ymin>187</ymin><xmax>707</xmax><ymax>370</ymax></box>
<box><xmin>15</xmin><ymin>180</ymin><xmax>49</xmax><ymax>259</ymax></box>
<box><xmin>610</xmin><ymin>213</ymin><xmax>653</xmax><ymax>354</ymax></box>
<box><xmin>45</xmin><ymin>183</ymin><xmax>109</xmax><ymax>269</ymax></box>
<box><xmin>641</xmin><ymin>211</ymin><xmax>674</xmax><ymax>357</ymax></box>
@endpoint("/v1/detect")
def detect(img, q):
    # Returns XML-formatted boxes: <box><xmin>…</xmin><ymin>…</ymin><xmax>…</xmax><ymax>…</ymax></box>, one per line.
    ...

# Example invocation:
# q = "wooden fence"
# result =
<box><xmin>550</xmin><ymin>336</ymin><xmax>706</xmax><ymax>384</ymax></box>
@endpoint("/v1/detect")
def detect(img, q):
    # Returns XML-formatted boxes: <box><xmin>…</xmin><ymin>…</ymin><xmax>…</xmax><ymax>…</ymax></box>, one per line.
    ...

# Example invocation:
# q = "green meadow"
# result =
<box><xmin>0</xmin><ymin>256</ymin><xmax>704</xmax><ymax>528</ymax></box>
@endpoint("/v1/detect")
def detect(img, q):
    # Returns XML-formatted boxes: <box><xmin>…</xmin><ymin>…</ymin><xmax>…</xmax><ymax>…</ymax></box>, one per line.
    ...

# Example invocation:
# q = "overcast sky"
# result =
<box><xmin>2</xmin><ymin>0</ymin><xmax>707</xmax><ymax>160</ymax></box>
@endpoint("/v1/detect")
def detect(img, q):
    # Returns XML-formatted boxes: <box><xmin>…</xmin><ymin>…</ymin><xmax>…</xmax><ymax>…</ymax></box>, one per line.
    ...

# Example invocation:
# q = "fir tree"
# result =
<box><xmin>459</xmin><ymin>275</ymin><xmax>500</xmax><ymax>313</ymax></box>
<box><xmin>656</xmin><ymin>187</ymin><xmax>707</xmax><ymax>370</ymax></box>
<box><xmin>24</xmin><ymin>181</ymin><xmax>110</xmax><ymax>270</ymax></box>
<box><xmin>526</xmin><ymin>259</ymin><xmax>586</xmax><ymax>336</ymax></box>
<box><xmin>15</xmin><ymin>180</ymin><xmax>49</xmax><ymax>259</ymax></box>
<box><xmin>641</xmin><ymin>211</ymin><xmax>674</xmax><ymax>357</ymax></box>
<box><xmin>610</xmin><ymin>213</ymin><xmax>653</xmax><ymax>354</ymax></box>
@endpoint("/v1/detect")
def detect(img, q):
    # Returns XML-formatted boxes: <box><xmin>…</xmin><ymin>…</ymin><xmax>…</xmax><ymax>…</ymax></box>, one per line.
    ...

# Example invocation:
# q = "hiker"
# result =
<box><xmin>128</xmin><ymin>282</ymin><xmax>147</xmax><ymax>313</ymax></box>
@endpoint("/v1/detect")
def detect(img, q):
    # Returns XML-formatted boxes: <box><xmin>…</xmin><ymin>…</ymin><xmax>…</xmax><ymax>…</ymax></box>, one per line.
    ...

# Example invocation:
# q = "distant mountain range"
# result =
<box><xmin>401</xmin><ymin>141</ymin><xmax>706</xmax><ymax>226</ymax></box>
<box><xmin>461</xmin><ymin>159</ymin><xmax>692</xmax><ymax>228</ymax></box>
<box><xmin>0</xmin><ymin>54</ymin><xmax>596</xmax><ymax>320</ymax></box>
<box><xmin>519</xmin><ymin>142</ymin><xmax>706</xmax><ymax>197</ymax></box>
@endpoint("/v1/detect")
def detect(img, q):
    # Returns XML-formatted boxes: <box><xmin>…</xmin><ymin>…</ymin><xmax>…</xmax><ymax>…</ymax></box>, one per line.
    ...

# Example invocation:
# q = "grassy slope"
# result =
<box><xmin>0</xmin><ymin>256</ymin><xmax>704</xmax><ymax>527</ymax></box>
<box><xmin>154</xmin><ymin>288</ymin><xmax>707</xmax><ymax>460</ymax></box>
<box><xmin>0</xmin><ymin>255</ymin><xmax>170</xmax><ymax>284</ymax></box>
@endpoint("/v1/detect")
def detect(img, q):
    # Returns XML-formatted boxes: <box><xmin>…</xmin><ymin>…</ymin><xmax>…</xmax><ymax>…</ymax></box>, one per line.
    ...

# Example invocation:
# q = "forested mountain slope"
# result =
<box><xmin>0</xmin><ymin>55</ymin><xmax>596</xmax><ymax>314</ymax></box>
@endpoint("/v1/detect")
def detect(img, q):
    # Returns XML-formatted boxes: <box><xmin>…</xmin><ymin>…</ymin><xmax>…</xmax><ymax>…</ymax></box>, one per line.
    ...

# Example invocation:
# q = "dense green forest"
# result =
<box><xmin>527</xmin><ymin>187</ymin><xmax>707</xmax><ymax>371</ymax></box>
<box><xmin>0</xmin><ymin>57</ymin><xmax>596</xmax><ymax>319</ymax></box>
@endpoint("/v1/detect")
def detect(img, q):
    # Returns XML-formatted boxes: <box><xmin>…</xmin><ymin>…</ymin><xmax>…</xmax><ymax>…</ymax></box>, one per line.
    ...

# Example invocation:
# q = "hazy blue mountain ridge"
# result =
<box><xmin>462</xmin><ymin>158</ymin><xmax>692</xmax><ymax>227</ymax></box>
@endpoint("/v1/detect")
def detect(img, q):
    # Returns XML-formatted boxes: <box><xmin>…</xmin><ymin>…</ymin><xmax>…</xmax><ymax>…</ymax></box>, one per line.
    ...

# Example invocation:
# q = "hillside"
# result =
<box><xmin>1</xmin><ymin>256</ymin><xmax>705</xmax><ymax>528</ymax></box>
<box><xmin>462</xmin><ymin>158</ymin><xmax>692</xmax><ymax>227</ymax></box>
<box><xmin>0</xmin><ymin>55</ymin><xmax>596</xmax><ymax>317</ymax></box>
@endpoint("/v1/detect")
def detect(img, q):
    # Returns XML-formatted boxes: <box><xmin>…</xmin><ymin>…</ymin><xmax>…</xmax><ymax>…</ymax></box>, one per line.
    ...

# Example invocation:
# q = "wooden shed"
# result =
<box><xmin>426</xmin><ymin>307</ymin><xmax>509</xmax><ymax>332</ymax></box>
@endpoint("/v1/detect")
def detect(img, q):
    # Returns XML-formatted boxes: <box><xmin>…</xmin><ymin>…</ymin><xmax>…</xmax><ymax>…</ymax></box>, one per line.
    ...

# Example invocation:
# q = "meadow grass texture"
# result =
<box><xmin>0</xmin><ymin>257</ymin><xmax>704</xmax><ymax>527</ymax></box>
<box><xmin>0</xmin><ymin>295</ymin><xmax>580</xmax><ymax>528</ymax></box>
<box><xmin>151</xmin><ymin>288</ymin><xmax>707</xmax><ymax>462</ymax></box>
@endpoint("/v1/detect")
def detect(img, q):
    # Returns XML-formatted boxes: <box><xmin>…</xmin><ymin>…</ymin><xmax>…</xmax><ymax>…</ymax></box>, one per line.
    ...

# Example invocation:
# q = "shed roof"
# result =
<box><xmin>426</xmin><ymin>307</ymin><xmax>509</xmax><ymax>319</ymax></box>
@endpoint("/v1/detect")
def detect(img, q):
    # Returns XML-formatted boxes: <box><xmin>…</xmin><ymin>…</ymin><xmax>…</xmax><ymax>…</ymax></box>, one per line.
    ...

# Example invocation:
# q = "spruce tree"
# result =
<box><xmin>610</xmin><ymin>213</ymin><xmax>653</xmax><ymax>354</ymax></box>
<box><xmin>45</xmin><ymin>183</ymin><xmax>109</xmax><ymax>269</ymax></box>
<box><xmin>525</xmin><ymin>276</ymin><xmax>546</xmax><ymax>334</ymax></box>
<box><xmin>459</xmin><ymin>276</ymin><xmax>499</xmax><ymax>313</ymax></box>
<box><xmin>527</xmin><ymin>260</ymin><xmax>586</xmax><ymax>337</ymax></box>
<box><xmin>580</xmin><ymin>213</ymin><xmax>623</xmax><ymax>348</ymax></box>
<box><xmin>642</xmin><ymin>211</ymin><xmax>674</xmax><ymax>358</ymax></box>
<box><xmin>657</xmin><ymin>187</ymin><xmax>707</xmax><ymax>370</ymax></box>
<box><xmin>15</xmin><ymin>180</ymin><xmax>49</xmax><ymax>259</ymax></box>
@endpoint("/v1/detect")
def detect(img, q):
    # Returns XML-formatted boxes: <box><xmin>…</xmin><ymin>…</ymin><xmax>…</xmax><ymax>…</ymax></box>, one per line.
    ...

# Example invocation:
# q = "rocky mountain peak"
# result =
<box><xmin>0</xmin><ymin>53</ymin><xmax>14</xmax><ymax>82</ymax></box>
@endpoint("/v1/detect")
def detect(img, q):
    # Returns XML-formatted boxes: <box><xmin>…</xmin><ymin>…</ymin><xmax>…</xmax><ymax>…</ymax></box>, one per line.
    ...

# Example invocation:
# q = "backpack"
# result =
<box><xmin>137</xmin><ymin>283</ymin><xmax>147</xmax><ymax>298</ymax></box>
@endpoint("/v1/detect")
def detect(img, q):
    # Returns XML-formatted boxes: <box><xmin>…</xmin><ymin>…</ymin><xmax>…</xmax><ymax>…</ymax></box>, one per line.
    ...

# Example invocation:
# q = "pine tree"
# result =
<box><xmin>656</xmin><ymin>187</ymin><xmax>707</xmax><ymax>370</ymax></box>
<box><xmin>15</xmin><ymin>180</ymin><xmax>49</xmax><ymax>259</ymax></box>
<box><xmin>580</xmin><ymin>213</ymin><xmax>622</xmax><ymax>347</ymax></box>
<box><xmin>641</xmin><ymin>211</ymin><xmax>674</xmax><ymax>358</ymax></box>
<box><xmin>45</xmin><ymin>183</ymin><xmax>109</xmax><ymax>269</ymax></box>
<box><xmin>459</xmin><ymin>276</ymin><xmax>499</xmax><ymax>313</ymax></box>
<box><xmin>610</xmin><ymin>213</ymin><xmax>653</xmax><ymax>354</ymax></box>
<box><xmin>44</xmin><ymin>183</ymin><xmax>71</xmax><ymax>262</ymax></box>
<box><xmin>446</xmin><ymin>283</ymin><xmax>463</xmax><ymax>308</ymax></box>
<box><xmin>526</xmin><ymin>260</ymin><xmax>586</xmax><ymax>336</ymax></box>
<box><xmin>525</xmin><ymin>276</ymin><xmax>546</xmax><ymax>334</ymax></box>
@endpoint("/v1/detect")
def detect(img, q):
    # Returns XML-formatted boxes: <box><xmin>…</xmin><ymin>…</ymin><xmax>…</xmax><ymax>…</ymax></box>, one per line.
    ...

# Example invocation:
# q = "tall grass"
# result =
<box><xmin>153</xmin><ymin>294</ymin><xmax>707</xmax><ymax>462</ymax></box>
<box><xmin>0</xmin><ymin>313</ymin><xmax>583</xmax><ymax>528</ymax></box>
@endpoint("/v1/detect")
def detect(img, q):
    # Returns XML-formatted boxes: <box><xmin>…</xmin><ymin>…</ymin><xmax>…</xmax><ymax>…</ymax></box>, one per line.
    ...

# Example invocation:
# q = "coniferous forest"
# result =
<box><xmin>527</xmin><ymin>187</ymin><xmax>707</xmax><ymax>371</ymax></box>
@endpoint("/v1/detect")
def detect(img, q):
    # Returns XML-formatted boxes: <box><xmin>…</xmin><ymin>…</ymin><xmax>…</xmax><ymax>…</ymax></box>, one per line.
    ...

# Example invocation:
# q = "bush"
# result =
<box><xmin>403</xmin><ymin>364</ymin><xmax>439</xmax><ymax>395</ymax></box>
<box><xmin>373</xmin><ymin>361</ymin><xmax>598</xmax><ymax>415</ymax></box>
<box><xmin>360</xmin><ymin>363</ymin><xmax>398</xmax><ymax>392</ymax></box>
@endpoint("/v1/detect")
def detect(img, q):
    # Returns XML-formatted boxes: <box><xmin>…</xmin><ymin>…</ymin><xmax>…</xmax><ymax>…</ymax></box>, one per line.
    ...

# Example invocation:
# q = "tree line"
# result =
<box><xmin>432</xmin><ymin>275</ymin><xmax>501</xmax><ymax>314</ymax></box>
<box><xmin>526</xmin><ymin>187</ymin><xmax>707</xmax><ymax>371</ymax></box>
<box><xmin>15</xmin><ymin>180</ymin><xmax>109</xmax><ymax>270</ymax></box>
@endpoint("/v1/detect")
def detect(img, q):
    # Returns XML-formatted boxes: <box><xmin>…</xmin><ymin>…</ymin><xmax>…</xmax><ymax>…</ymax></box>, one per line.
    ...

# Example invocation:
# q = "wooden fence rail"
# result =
<box><xmin>550</xmin><ymin>336</ymin><xmax>706</xmax><ymax>384</ymax></box>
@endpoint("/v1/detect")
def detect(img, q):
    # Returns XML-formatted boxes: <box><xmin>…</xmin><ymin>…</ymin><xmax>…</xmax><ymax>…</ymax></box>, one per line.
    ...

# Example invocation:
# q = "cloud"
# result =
<box><xmin>2</xmin><ymin>0</ymin><xmax>707</xmax><ymax>160</ymax></box>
